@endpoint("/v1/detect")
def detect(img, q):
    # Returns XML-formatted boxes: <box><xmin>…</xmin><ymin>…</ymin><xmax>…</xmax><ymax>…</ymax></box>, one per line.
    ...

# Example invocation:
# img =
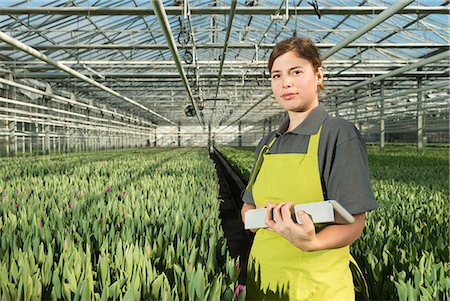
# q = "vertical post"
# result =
<box><xmin>208</xmin><ymin>124</ymin><xmax>213</xmax><ymax>153</ymax></box>
<box><xmin>8</xmin><ymin>120</ymin><xmax>17</xmax><ymax>157</ymax></box>
<box><xmin>7</xmin><ymin>73</ymin><xmax>17</xmax><ymax>157</ymax></box>
<box><xmin>44</xmin><ymin>84</ymin><xmax>52</xmax><ymax>154</ymax></box>
<box><xmin>86</xmin><ymin>105</ymin><xmax>90</xmax><ymax>151</ymax></box>
<box><xmin>22</xmin><ymin>123</ymin><xmax>25</xmax><ymax>155</ymax></box>
<box><xmin>29</xmin><ymin>104</ymin><xmax>33</xmax><ymax>154</ymax></box>
<box><xmin>238</xmin><ymin>121</ymin><xmax>242</xmax><ymax>147</ymax></box>
<box><xmin>52</xmin><ymin>125</ymin><xmax>56</xmax><ymax>154</ymax></box>
<box><xmin>44</xmin><ymin>123</ymin><xmax>50</xmax><ymax>154</ymax></box>
<box><xmin>353</xmin><ymin>90</ymin><xmax>359</xmax><ymax>131</ymax></box>
<box><xmin>334</xmin><ymin>96</ymin><xmax>339</xmax><ymax>117</ymax></box>
<box><xmin>58</xmin><ymin>125</ymin><xmax>61</xmax><ymax>154</ymax></box>
<box><xmin>417</xmin><ymin>76</ymin><xmax>424</xmax><ymax>152</ymax></box>
<box><xmin>178</xmin><ymin>122</ymin><xmax>181</xmax><ymax>147</ymax></box>
<box><xmin>380</xmin><ymin>81</ymin><xmax>385</xmax><ymax>152</ymax></box>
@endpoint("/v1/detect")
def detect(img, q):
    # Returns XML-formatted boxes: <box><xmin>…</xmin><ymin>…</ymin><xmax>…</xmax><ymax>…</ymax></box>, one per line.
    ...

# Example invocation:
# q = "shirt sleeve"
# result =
<box><xmin>321</xmin><ymin>121</ymin><xmax>378</xmax><ymax>214</ymax></box>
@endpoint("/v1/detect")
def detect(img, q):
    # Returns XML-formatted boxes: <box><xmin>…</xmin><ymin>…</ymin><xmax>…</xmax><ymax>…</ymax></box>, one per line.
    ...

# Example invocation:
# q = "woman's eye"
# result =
<box><xmin>293</xmin><ymin>70</ymin><xmax>302</xmax><ymax>75</ymax></box>
<box><xmin>271</xmin><ymin>74</ymin><xmax>280</xmax><ymax>79</ymax></box>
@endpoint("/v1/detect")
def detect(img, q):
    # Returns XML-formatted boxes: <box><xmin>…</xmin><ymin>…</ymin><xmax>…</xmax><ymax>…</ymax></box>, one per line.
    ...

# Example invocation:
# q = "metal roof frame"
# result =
<box><xmin>0</xmin><ymin>0</ymin><xmax>448</xmax><ymax>130</ymax></box>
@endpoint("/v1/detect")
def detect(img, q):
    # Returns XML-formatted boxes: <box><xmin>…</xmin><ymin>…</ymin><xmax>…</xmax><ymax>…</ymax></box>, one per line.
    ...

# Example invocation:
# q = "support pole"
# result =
<box><xmin>208</xmin><ymin>124</ymin><xmax>213</xmax><ymax>153</ymax></box>
<box><xmin>178</xmin><ymin>122</ymin><xmax>181</xmax><ymax>147</ymax></box>
<box><xmin>238</xmin><ymin>121</ymin><xmax>242</xmax><ymax>147</ymax></box>
<box><xmin>335</xmin><ymin>97</ymin><xmax>339</xmax><ymax>117</ymax></box>
<box><xmin>380</xmin><ymin>81</ymin><xmax>385</xmax><ymax>152</ymax></box>
<box><xmin>417</xmin><ymin>76</ymin><xmax>424</xmax><ymax>152</ymax></box>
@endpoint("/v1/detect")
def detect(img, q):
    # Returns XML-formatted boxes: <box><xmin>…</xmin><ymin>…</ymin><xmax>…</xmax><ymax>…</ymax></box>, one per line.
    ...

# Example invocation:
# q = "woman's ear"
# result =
<box><xmin>316</xmin><ymin>66</ymin><xmax>324</xmax><ymax>86</ymax></box>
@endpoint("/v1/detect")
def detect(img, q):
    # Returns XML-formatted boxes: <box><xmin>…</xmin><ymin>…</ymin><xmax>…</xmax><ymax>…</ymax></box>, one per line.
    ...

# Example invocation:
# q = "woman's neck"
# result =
<box><xmin>286</xmin><ymin>103</ymin><xmax>319</xmax><ymax>132</ymax></box>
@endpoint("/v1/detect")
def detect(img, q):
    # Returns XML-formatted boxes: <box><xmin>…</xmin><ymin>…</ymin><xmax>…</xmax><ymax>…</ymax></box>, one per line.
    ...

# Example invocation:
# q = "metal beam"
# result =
<box><xmin>323</xmin><ymin>50</ymin><xmax>449</xmax><ymax>99</ymax></box>
<box><xmin>0</xmin><ymin>6</ymin><xmax>447</xmax><ymax>16</ymax></box>
<box><xmin>152</xmin><ymin>0</ymin><xmax>205</xmax><ymax>128</ymax></box>
<box><xmin>322</xmin><ymin>0</ymin><xmax>415</xmax><ymax>60</ymax></box>
<box><xmin>0</xmin><ymin>30</ymin><xmax>176</xmax><ymax>125</ymax></box>
<box><xmin>210</xmin><ymin>0</ymin><xmax>237</xmax><ymax>125</ymax></box>
<box><xmin>13</xmin><ymin>70</ymin><xmax>449</xmax><ymax>79</ymax></box>
<box><xmin>335</xmin><ymin>82</ymin><xmax>449</xmax><ymax>108</ymax></box>
<box><xmin>0</xmin><ymin>77</ymin><xmax>154</xmax><ymax>127</ymax></box>
<box><xmin>1</xmin><ymin>43</ymin><xmax>447</xmax><ymax>51</ymax></box>
<box><xmin>219</xmin><ymin>91</ymin><xmax>273</xmax><ymax>132</ymax></box>
<box><xmin>0</xmin><ymin>59</ymin><xmax>433</xmax><ymax>66</ymax></box>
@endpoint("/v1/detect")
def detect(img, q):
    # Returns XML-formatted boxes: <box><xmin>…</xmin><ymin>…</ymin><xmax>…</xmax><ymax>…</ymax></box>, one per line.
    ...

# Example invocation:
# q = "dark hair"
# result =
<box><xmin>268</xmin><ymin>37</ymin><xmax>324</xmax><ymax>91</ymax></box>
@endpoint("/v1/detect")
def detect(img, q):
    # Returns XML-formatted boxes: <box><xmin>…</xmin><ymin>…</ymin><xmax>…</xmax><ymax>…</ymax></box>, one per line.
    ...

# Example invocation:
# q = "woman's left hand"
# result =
<box><xmin>265</xmin><ymin>202</ymin><xmax>320</xmax><ymax>251</ymax></box>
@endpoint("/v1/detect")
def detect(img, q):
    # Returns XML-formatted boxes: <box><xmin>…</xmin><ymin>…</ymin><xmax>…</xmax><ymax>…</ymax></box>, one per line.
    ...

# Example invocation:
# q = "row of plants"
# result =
<box><xmin>216</xmin><ymin>147</ymin><xmax>255</xmax><ymax>182</ymax></box>
<box><xmin>217</xmin><ymin>146</ymin><xmax>449</xmax><ymax>301</ymax></box>
<box><xmin>0</xmin><ymin>148</ymin><xmax>241</xmax><ymax>300</ymax></box>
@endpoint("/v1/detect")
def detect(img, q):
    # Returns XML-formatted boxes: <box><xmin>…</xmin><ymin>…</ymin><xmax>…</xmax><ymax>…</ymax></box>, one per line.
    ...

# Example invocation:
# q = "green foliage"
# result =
<box><xmin>218</xmin><ymin>147</ymin><xmax>450</xmax><ymax>300</ymax></box>
<box><xmin>0</xmin><ymin>148</ymin><xmax>240</xmax><ymax>300</ymax></box>
<box><xmin>217</xmin><ymin>147</ymin><xmax>255</xmax><ymax>181</ymax></box>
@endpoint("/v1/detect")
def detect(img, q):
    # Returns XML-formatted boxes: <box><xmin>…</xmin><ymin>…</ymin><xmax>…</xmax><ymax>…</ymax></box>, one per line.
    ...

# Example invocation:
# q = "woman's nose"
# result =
<box><xmin>282</xmin><ymin>77</ymin><xmax>293</xmax><ymax>88</ymax></box>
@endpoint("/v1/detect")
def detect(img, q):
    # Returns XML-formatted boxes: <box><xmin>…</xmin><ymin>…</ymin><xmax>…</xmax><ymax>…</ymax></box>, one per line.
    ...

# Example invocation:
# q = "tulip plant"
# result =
<box><xmin>0</xmin><ymin>148</ymin><xmax>242</xmax><ymax>300</ymax></box>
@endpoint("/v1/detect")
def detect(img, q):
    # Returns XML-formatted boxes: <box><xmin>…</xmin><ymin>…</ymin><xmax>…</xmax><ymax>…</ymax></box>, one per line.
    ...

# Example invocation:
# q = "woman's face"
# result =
<box><xmin>270</xmin><ymin>51</ymin><xmax>323</xmax><ymax>113</ymax></box>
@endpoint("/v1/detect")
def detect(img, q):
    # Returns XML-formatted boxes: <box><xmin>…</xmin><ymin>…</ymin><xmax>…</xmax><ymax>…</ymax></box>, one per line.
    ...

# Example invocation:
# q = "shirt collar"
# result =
<box><xmin>276</xmin><ymin>103</ymin><xmax>329</xmax><ymax>136</ymax></box>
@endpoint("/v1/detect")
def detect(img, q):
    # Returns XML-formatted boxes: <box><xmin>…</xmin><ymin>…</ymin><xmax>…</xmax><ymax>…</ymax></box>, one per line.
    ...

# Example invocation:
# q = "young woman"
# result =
<box><xmin>241</xmin><ymin>37</ymin><xmax>378</xmax><ymax>300</ymax></box>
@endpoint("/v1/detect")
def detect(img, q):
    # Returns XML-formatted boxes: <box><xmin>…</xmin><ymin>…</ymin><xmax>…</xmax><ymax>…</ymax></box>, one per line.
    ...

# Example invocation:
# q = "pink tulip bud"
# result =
<box><xmin>76</xmin><ymin>191</ymin><xmax>81</xmax><ymax>197</ymax></box>
<box><xmin>105</xmin><ymin>186</ymin><xmax>111</xmax><ymax>193</ymax></box>
<box><xmin>15</xmin><ymin>189</ymin><xmax>20</xmax><ymax>196</ymax></box>
<box><xmin>68</xmin><ymin>202</ymin><xmax>73</xmax><ymax>209</ymax></box>
<box><xmin>235</xmin><ymin>284</ymin><xmax>245</xmax><ymax>298</ymax></box>
<box><xmin>15</xmin><ymin>203</ymin><xmax>19</xmax><ymax>210</ymax></box>
<box><xmin>2</xmin><ymin>176</ymin><xmax>7</xmax><ymax>181</ymax></box>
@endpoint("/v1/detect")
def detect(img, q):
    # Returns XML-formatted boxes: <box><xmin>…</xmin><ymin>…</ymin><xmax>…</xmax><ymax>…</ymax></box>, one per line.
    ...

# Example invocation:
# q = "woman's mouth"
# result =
<box><xmin>281</xmin><ymin>93</ymin><xmax>297</xmax><ymax>100</ymax></box>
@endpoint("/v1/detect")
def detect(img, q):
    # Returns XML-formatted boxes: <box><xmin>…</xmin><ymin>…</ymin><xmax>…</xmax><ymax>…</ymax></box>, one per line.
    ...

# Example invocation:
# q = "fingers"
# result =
<box><xmin>296</xmin><ymin>210</ymin><xmax>315</xmax><ymax>231</ymax></box>
<box><xmin>265</xmin><ymin>202</ymin><xmax>297</xmax><ymax>229</ymax></box>
<box><xmin>265</xmin><ymin>202</ymin><xmax>277</xmax><ymax>228</ymax></box>
<box><xmin>281</xmin><ymin>202</ymin><xmax>296</xmax><ymax>225</ymax></box>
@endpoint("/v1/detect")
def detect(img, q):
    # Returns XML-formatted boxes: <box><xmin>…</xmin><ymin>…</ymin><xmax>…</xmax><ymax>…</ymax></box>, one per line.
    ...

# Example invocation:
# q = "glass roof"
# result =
<box><xmin>0</xmin><ymin>0</ymin><xmax>448</xmax><ymax>128</ymax></box>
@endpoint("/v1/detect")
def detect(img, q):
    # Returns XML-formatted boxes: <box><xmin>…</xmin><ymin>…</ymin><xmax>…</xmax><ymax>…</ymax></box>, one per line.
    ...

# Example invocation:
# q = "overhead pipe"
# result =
<box><xmin>255</xmin><ymin>50</ymin><xmax>448</xmax><ymax>124</ymax></box>
<box><xmin>186</xmin><ymin>2</ymin><xmax>202</xmax><ymax>110</ymax></box>
<box><xmin>0</xmin><ymin>77</ymin><xmax>155</xmax><ymax>127</ymax></box>
<box><xmin>210</xmin><ymin>0</ymin><xmax>238</xmax><ymax>125</ymax></box>
<box><xmin>0</xmin><ymin>97</ymin><xmax>152</xmax><ymax>133</ymax></box>
<box><xmin>216</xmin><ymin>91</ymin><xmax>273</xmax><ymax>135</ymax></box>
<box><xmin>322</xmin><ymin>0</ymin><xmax>414</xmax><ymax>60</ymax></box>
<box><xmin>323</xmin><ymin>50</ymin><xmax>449</xmax><ymax>99</ymax></box>
<box><xmin>0</xmin><ymin>6</ymin><xmax>447</xmax><ymax>16</ymax></box>
<box><xmin>0</xmin><ymin>30</ymin><xmax>176</xmax><ymax>125</ymax></box>
<box><xmin>0</xmin><ymin>42</ymin><xmax>448</xmax><ymax>51</ymax></box>
<box><xmin>335</xmin><ymin>82</ymin><xmax>449</xmax><ymax>109</ymax></box>
<box><xmin>152</xmin><ymin>0</ymin><xmax>205</xmax><ymax>128</ymax></box>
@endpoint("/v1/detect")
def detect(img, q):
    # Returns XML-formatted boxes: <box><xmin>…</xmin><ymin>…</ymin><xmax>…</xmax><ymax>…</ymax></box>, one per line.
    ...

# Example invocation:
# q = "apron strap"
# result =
<box><xmin>306</xmin><ymin>125</ymin><xmax>322</xmax><ymax>155</ymax></box>
<box><xmin>246</xmin><ymin>136</ymin><xmax>277</xmax><ymax>191</ymax></box>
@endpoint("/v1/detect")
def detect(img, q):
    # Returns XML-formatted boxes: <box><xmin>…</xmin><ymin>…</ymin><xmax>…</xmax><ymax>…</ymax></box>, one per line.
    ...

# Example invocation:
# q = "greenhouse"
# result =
<box><xmin>0</xmin><ymin>0</ymin><xmax>448</xmax><ymax>300</ymax></box>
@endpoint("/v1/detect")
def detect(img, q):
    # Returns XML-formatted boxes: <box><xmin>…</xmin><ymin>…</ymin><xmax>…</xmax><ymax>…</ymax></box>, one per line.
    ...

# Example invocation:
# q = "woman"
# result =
<box><xmin>241</xmin><ymin>36</ymin><xmax>378</xmax><ymax>300</ymax></box>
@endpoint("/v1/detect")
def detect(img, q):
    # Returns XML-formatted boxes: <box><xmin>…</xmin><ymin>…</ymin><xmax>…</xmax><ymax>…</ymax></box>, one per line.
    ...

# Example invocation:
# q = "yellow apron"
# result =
<box><xmin>245</xmin><ymin>127</ymin><xmax>366</xmax><ymax>301</ymax></box>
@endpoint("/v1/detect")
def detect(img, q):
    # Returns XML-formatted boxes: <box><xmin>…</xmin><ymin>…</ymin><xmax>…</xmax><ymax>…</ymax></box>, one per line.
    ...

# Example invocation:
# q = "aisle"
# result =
<box><xmin>210</xmin><ymin>151</ymin><xmax>253</xmax><ymax>285</ymax></box>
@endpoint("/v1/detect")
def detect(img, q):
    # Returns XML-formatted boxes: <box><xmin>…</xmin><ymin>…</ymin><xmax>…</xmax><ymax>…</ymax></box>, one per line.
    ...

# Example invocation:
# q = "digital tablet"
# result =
<box><xmin>244</xmin><ymin>200</ymin><xmax>354</xmax><ymax>230</ymax></box>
